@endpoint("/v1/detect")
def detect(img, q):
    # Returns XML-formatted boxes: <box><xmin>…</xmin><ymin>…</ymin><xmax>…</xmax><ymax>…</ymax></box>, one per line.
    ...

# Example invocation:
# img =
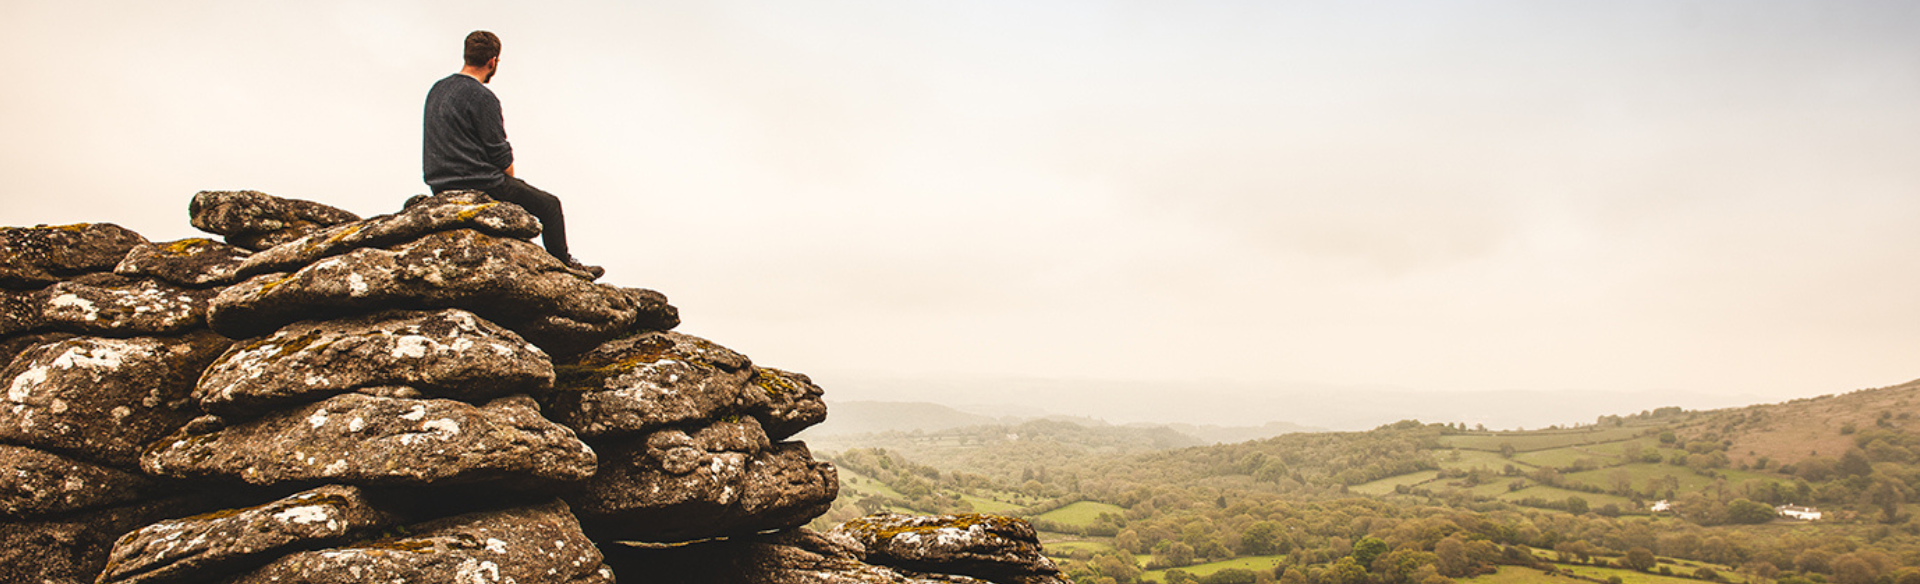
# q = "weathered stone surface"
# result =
<box><xmin>0</xmin><ymin>331</ymin><xmax>74</xmax><ymax>370</ymax></box>
<box><xmin>99</xmin><ymin>485</ymin><xmax>397</xmax><ymax>584</ymax></box>
<box><xmin>751</xmin><ymin>366</ymin><xmax>828</xmax><ymax>441</ymax></box>
<box><xmin>0</xmin><ymin>495</ymin><xmax>212</xmax><ymax>584</ymax></box>
<box><xmin>602</xmin><ymin>529</ymin><xmax>993</xmax><ymax>584</ymax></box>
<box><xmin>188</xmin><ymin>190</ymin><xmax>359</xmax><ymax>252</ymax></box>
<box><xmin>114</xmin><ymin>238</ymin><xmax>250</xmax><ymax>288</ymax></box>
<box><xmin>545</xmin><ymin>331</ymin><xmax>757</xmax><ymax>438</ymax></box>
<box><xmin>0</xmin><ymin>289</ymin><xmax>39</xmax><ymax>337</ymax></box>
<box><xmin>0</xmin><ymin>223</ymin><xmax>148</xmax><ymax>289</ymax></box>
<box><xmin>569</xmin><ymin>418</ymin><xmax>838</xmax><ymax>542</ymax></box>
<box><xmin>208</xmin><ymin>229</ymin><xmax>677</xmax><ymax>357</ymax></box>
<box><xmin>0</xmin><ymin>331</ymin><xmax>230</xmax><ymax>466</ymax></box>
<box><xmin>144</xmin><ymin>393</ymin><xmax>596</xmax><ymax>487</ymax></box>
<box><xmin>237</xmin><ymin>191</ymin><xmax>542</xmax><ymax>276</ymax></box>
<box><xmin>196</xmin><ymin>309</ymin><xmax>553</xmax><ymax>416</ymax></box>
<box><xmin>38</xmin><ymin>273</ymin><xmax>213</xmax><ymax>335</ymax></box>
<box><xmin>0</xmin><ymin>445</ymin><xmax>158</xmax><ymax>519</ymax></box>
<box><xmin>831</xmin><ymin>514</ymin><xmax>1066</xmax><ymax>584</ymax></box>
<box><xmin>226</xmin><ymin>499</ymin><xmax>613</xmax><ymax>584</ymax></box>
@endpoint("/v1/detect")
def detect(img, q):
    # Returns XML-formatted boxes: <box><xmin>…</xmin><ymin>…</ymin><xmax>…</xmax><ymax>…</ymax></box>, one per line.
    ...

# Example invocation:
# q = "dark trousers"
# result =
<box><xmin>481</xmin><ymin>176</ymin><xmax>571</xmax><ymax>261</ymax></box>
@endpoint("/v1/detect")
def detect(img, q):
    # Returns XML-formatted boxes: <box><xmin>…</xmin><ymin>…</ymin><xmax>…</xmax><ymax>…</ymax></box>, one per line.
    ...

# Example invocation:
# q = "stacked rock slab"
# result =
<box><xmin>1</xmin><ymin>190</ymin><xmax>1062</xmax><ymax>584</ymax></box>
<box><xmin>0</xmin><ymin>223</ymin><xmax>233</xmax><ymax>584</ymax></box>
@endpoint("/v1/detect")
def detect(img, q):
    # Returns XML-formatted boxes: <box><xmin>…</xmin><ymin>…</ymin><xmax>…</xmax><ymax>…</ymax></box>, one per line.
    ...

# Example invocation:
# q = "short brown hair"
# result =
<box><xmin>463</xmin><ymin>31</ymin><xmax>501</xmax><ymax>67</ymax></box>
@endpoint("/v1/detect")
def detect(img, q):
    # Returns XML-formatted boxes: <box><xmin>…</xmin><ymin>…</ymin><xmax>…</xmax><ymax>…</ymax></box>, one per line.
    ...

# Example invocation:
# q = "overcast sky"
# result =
<box><xmin>4</xmin><ymin>1</ymin><xmax>1917</xmax><ymax>420</ymax></box>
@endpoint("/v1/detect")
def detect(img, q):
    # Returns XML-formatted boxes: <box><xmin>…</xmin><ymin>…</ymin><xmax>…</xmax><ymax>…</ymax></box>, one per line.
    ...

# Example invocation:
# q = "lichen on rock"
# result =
<box><xmin>545</xmin><ymin>330</ymin><xmax>760</xmax><ymax>438</ymax></box>
<box><xmin>143</xmin><ymin>393</ymin><xmax>596</xmax><ymax>487</ymax></box>
<box><xmin>207</xmin><ymin>229</ymin><xmax>673</xmax><ymax>357</ymax></box>
<box><xmin>0</xmin><ymin>222</ymin><xmax>148</xmax><ymax>289</ymax></box>
<box><xmin>37</xmin><ymin>273</ymin><xmax>214</xmax><ymax>335</ymax></box>
<box><xmin>223</xmin><ymin>499</ymin><xmax>613</xmax><ymax>584</ymax></box>
<box><xmin>98</xmin><ymin>484</ymin><xmax>398</xmax><ymax>584</ymax></box>
<box><xmin>750</xmin><ymin>366</ymin><xmax>829</xmax><ymax>441</ymax></box>
<box><xmin>831</xmin><ymin>513</ymin><xmax>1067</xmax><ymax>584</ymax></box>
<box><xmin>195</xmin><ymin>308</ymin><xmax>554</xmax><ymax>416</ymax></box>
<box><xmin>568</xmin><ymin>417</ymin><xmax>837</xmax><ymax>542</ymax></box>
<box><xmin>0</xmin><ymin>445</ymin><xmax>160</xmax><ymax>519</ymax></box>
<box><xmin>0</xmin><ymin>330</ymin><xmax>230</xmax><ymax>467</ymax></box>
<box><xmin>188</xmin><ymin>190</ymin><xmax>359</xmax><ymax>251</ymax></box>
<box><xmin>113</xmin><ymin>238</ymin><xmax>250</xmax><ymax>288</ymax></box>
<box><xmin>235</xmin><ymin>190</ymin><xmax>541</xmax><ymax>277</ymax></box>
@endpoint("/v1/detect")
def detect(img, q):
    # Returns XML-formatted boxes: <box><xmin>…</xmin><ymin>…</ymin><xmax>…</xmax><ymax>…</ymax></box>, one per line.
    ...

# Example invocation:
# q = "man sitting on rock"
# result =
<box><xmin>423</xmin><ymin>30</ymin><xmax>603</xmax><ymax>279</ymax></box>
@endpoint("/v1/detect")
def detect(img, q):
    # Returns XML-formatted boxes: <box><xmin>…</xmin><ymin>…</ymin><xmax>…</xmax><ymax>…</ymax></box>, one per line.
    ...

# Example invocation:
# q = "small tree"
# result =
<box><xmin>1353</xmin><ymin>536</ymin><xmax>1391</xmax><ymax>568</ymax></box>
<box><xmin>1726</xmin><ymin>498</ymin><xmax>1777</xmax><ymax>524</ymax></box>
<box><xmin>1564</xmin><ymin>496</ymin><xmax>1589</xmax><ymax>515</ymax></box>
<box><xmin>1625</xmin><ymin>547</ymin><xmax>1657</xmax><ymax>572</ymax></box>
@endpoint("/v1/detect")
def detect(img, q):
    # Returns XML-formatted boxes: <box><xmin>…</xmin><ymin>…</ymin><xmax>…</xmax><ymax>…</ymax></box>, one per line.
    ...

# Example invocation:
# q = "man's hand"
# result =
<box><xmin>504</xmin><ymin>163</ymin><xmax>516</xmax><ymax>177</ymax></box>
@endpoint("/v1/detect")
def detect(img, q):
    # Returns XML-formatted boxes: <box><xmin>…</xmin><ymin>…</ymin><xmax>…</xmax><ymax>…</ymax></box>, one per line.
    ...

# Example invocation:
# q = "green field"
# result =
<box><xmin>1036</xmin><ymin>501</ymin><xmax>1128</xmax><ymax>527</ymax></box>
<box><xmin>1560</xmin><ymin>463</ymin><xmax>1784</xmax><ymax>496</ymax></box>
<box><xmin>1556</xmin><ymin>563</ymin><xmax>1739</xmax><ymax>584</ymax></box>
<box><xmin>1512</xmin><ymin>446</ymin><xmax>1615</xmax><ymax>469</ymax></box>
<box><xmin>1465</xmin><ymin>565</ymin><xmax>1708</xmax><ymax>584</ymax></box>
<box><xmin>961</xmin><ymin>493</ymin><xmax>1024</xmax><ymax>513</ymax></box>
<box><xmin>838</xmin><ymin>469</ymin><xmax>907</xmax><ymax>499</ymax></box>
<box><xmin>1436</xmin><ymin>449</ymin><xmax>1532</xmax><ymax>471</ymax></box>
<box><xmin>1042</xmin><ymin>539</ymin><xmax>1125</xmax><ymax>557</ymax></box>
<box><xmin>1440</xmin><ymin>427</ymin><xmax>1646</xmax><ymax>452</ymax></box>
<box><xmin>1498</xmin><ymin>484</ymin><xmax>1637</xmax><ymax>511</ymax></box>
<box><xmin>1350</xmin><ymin>470</ymin><xmax>1441</xmax><ymax>495</ymax></box>
<box><xmin>1140</xmin><ymin>555</ymin><xmax>1288</xmax><ymax>582</ymax></box>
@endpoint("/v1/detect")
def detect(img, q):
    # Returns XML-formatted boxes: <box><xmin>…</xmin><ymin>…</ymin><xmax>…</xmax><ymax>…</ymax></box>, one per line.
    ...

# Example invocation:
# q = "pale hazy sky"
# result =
<box><xmin>4</xmin><ymin>1</ymin><xmax>1917</xmax><ymax>414</ymax></box>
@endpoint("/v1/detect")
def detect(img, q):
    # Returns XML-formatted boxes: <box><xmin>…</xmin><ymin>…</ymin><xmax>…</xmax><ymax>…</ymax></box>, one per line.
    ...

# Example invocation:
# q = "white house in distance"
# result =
<box><xmin>1776</xmin><ymin>504</ymin><xmax>1822</xmax><ymax>521</ymax></box>
<box><xmin>1649</xmin><ymin>500</ymin><xmax>1672</xmax><ymax>513</ymax></box>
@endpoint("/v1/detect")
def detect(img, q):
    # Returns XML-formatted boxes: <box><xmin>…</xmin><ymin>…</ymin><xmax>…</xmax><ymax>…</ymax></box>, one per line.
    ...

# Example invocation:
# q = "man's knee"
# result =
<box><xmin>490</xmin><ymin>180</ymin><xmax>563</xmax><ymax>216</ymax></box>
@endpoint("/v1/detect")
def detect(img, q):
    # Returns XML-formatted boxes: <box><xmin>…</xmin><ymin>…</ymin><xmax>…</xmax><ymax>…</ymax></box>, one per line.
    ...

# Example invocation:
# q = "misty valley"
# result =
<box><xmin>803</xmin><ymin>380</ymin><xmax>1920</xmax><ymax>584</ymax></box>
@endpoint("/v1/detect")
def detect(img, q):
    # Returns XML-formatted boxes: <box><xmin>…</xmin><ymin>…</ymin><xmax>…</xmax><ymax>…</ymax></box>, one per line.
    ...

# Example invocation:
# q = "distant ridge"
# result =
<box><xmin>798</xmin><ymin>400</ymin><xmax>1323</xmax><ymax>446</ymax></box>
<box><xmin>804</xmin><ymin>401</ymin><xmax>1004</xmax><ymax>436</ymax></box>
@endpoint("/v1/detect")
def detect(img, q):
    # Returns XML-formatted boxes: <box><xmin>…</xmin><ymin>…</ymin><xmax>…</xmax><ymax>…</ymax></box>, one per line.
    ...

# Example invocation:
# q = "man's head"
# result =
<box><xmin>463</xmin><ymin>30</ymin><xmax>501</xmax><ymax>83</ymax></box>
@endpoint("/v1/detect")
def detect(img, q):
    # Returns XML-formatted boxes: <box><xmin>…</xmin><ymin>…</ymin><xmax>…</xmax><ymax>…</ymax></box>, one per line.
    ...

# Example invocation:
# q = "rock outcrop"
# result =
<box><xmin>0</xmin><ymin>189</ymin><xmax>1062</xmax><ymax>584</ymax></box>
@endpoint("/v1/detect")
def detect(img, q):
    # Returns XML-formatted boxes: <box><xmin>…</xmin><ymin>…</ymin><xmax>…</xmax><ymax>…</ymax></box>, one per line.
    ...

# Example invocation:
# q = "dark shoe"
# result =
<box><xmin>564</xmin><ymin>257</ymin><xmax>605</xmax><ymax>280</ymax></box>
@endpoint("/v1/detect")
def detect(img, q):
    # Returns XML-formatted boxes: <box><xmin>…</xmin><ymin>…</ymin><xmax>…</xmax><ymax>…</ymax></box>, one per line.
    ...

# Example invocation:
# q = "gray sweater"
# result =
<box><xmin>423</xmin><ymin>74</ymin><xmax>513</xmax><ymax>192</ymax></box>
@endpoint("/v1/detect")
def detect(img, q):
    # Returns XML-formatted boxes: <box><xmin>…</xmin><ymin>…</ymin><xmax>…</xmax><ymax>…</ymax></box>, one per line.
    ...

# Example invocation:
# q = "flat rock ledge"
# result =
<box><xmin>195</xmin><ymin>308</ymin><xmax>553</xmax><ymax>416</ymax></box>
<box><xmin>0</xmin><ymin>445</ymin><xmax>159</xmax><ymax>519</ymax></box>
<box><xmin>37</xmin><ymin>273</ymin><xmax>214</xmax><ymax>336</ymax></box>
<box><xmin>603</xmin><ymin>529</ymin><xmax>996</xmax><ymax>584</ymax></box>
<box><xmin>207</xmin><ymin>228</ymin><xmax>675</xmax><ymax>357</ymax></box>
<box><xmin>224</xmin><ymin>499</ymin><xmax>613</xmax><ymax>584</ymax></box>
<box><xmin>0</xmin><ymin>223</ymin><xmax>148</xmax><ymax>289</ymax></box>
<box><xmin>831</xmin><ymin>514</ymin><xmax>1068</xmax><ymax>584</ymax></box>
<box><xmin>113</xmin><ymin>238</ymin><xmax>251</xmax><ymax>288</ymax></box>
<box><xmin>545</xmin><ymin>330</ymin><xmax>758</xmax><ymax>438</ymax></box>
<box><xmin>750</xmin><ymin>366</ymin><xmax>828</xmax><ymax>441</ymax></box>
<box><xmin>236</xmin><ymin>191</ymin><xmax>541</xmax><ymax>277</ymax></box>
<box><xmin>188</xmin><ymin>190</ymin><xmax>359</xmax><ymax>252</ymax></box>
<box><xmin>98</xmin><ymin>485</ymin><xmax>397</xmax><ymax>584</ymax></box>
<box><xmin>569</xmin><ymin>419</ymin><xmax>837</xmax><ymax>543</ymax></box>
<box><xmin>0</xmin><ymin>331</ymin><xmax>231</xmax><ymax>467</ymax></box>
<box><xmin>143</xmin><ymin>394</ymin><xmax>596</xmax><ymax>487</ymax></box>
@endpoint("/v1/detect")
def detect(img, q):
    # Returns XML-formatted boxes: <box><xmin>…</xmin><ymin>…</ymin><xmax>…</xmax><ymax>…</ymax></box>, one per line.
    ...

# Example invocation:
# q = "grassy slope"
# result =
<box><xmin>1715</xmin><ymin>378</ymin><xmax>1920</xmax><ymax>466</ymax></box>
<box><xmin>1351</xmin><ymin>470</ymin><xmax>1443</xmax><ymax>495</ymax></box>
<box><xmin>1036</xmin><ymin>500</ymin><xmax>1128</xmax><ymax>527</ymax></box>
<box><xmin>1441</xmin><ymin>426</ymin><xmax>1646</xmax><ymax>452</ymax></box>
<box><xmin>1139</xmin><ymin>555</ymin><xmax>1290</xmax><ymax>582</ymax></box>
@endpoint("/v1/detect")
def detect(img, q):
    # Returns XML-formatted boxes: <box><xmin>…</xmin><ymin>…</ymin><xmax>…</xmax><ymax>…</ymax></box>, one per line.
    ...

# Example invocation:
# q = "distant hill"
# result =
<box><xmin>799</xmin><ymin>401</ymin><xmax>1005</xmax><ymax>437</ymax></box>
<box><xmin>798</xmin><ymin>400</ymin><xmax>1323</xmax><ymax>447</ymax></box>
<box><xmin>1676</xmin><ymin>377</ymin><xmax>1920</xmax><ymax>467</ymax></box>
<box><xmin>1155</xmin><ymin>420</ymin><xmax>1326</xmax><ymax>444</ymax></box>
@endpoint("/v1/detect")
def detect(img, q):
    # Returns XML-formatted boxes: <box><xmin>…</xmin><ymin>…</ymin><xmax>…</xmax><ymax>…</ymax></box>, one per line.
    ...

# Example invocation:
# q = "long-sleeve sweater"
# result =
<box><xmin>423</xmin><ymin>73</ymin><xmax>513</xmax><ymax>192</ymax></box>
